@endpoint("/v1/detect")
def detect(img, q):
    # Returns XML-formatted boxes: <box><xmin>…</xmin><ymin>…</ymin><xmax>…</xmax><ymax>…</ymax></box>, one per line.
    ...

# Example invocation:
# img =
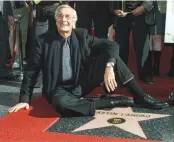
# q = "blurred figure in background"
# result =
<box><xmin>149</xmin><ymin>1</ymin><xmax>167</xmax><ymax>77</ymax></box>
<box><xmin>0</xmin><ymin>1</ymin><xmax>14</xmax><ymax>78</ymax></box>
<box><xmin>108</xmin><ymin>24</ymin><xmax>115</xmax><ymax>41</ymax></box>
<box><xmin>110</xmin><ymin>1</ymin><xmax>155</xmax><ymax>84</ymax></box>
<box><xmin>9</xmin><ymin>1</ymin><xmax>29</xmax><ymax>68</ymax></box>
<box><xmin>35</xmin><ymin>1</ymin><xmax>69</xmax><ymax>33</ymax></box>
<box><xmin>75</xmin><ymin>1</ymin><xmax>112</xmax><ymax>38</ymax></box>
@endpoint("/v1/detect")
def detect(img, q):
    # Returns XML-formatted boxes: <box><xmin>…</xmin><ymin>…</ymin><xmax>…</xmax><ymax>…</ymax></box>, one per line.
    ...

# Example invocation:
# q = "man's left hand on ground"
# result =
<box><xmin>104</xmin><ymin>66</ymin><xmax>117</xmax><ymax>92</ymax></box>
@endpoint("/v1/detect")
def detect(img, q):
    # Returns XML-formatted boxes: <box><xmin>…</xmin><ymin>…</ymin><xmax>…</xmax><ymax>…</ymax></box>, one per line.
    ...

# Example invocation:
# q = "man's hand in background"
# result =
<box><xmin>8</xmin><ymin>16</ymin><xmax>14</xmax><ymax>27</ymax></box>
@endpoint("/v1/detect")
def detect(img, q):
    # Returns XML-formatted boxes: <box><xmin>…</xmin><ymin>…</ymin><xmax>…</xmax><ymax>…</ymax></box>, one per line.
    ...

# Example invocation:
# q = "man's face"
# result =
<box><xmin>55</xmin><ymin>8</ymin><xmax>74</xmax><ymax>32</ymax></box>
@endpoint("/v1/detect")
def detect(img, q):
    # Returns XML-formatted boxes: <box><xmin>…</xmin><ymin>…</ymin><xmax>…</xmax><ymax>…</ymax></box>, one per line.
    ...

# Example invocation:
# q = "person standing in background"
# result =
<box><xmin>0</xmin><ymin>1</ymin><xmax>14</xmax><ymax>73</ymax></box>
<box><xmin>75</xmin><ymin>1</ymin><xmax>112</xmax><ymax>38</ymax></box>
<box><xmin>9</xmin><ymin>1</ymin><xmax>29</xmax><ymax>68</ymax></box>
<box><xmin>110</xmin><ymin>1</ymin><xmax>154</xmax><ymax>84</ymax></box>
<box><xmin>149</xmin><ymin>1</ymin><xmax>167</xmax><ymax>77</ymax></box>
<box><xmin>35</xmin><ymin>1</ymin><xmax>69</xmax><ymax>33</ymax></box>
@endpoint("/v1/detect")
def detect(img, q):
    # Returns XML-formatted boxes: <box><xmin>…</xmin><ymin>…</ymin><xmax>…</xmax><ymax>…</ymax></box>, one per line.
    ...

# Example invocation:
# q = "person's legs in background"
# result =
<box><xmin>151</xmin><ymin>7</ymin><xmax>166</xmax><ymax>77</ymax></box>
<box><xmin>76</xmin><ymin>1</ymin><xmax>93</xmax><ymax>34</ymax></box>
<box><xmin>150</xmin><ymin>35</ymin><xmax>163</xmax><ymax>76</ymax></box>
<box><xmin>132</xmin><ymin>15</ymin><xmax>154</xmax><ymax>84</ymax></box>
<box><xmin>0</xmin><ymin>12</ymin><xmax>13</xmax><ymax>78</ymax></box>
<box><xmin>9</xmin><ymin>6</ymin><xmax>29</xmax><ymax>68</ymax></box>
<box><xmin>93</xmin><ymin>1</ymin><xmax>112</xmax><ymax>38</ymax></box>
<box><xmin>115</xmin><ymin>16</ymin><xmax>130</xmax><ymax>65</ymax></box>
<box><xmin>0</xmin><ymin>14</ymin><xmax>7</xmax><ymax>69</ymax></box>
<box><xmin>165</xmin><ymin>46</ymin><xmax>174</xmax><ymax>77</ymax></box>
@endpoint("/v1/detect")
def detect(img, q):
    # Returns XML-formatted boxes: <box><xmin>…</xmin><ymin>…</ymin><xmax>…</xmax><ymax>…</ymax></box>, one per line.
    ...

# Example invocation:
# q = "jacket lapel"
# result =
<box><xmin>71</xmin><ymin>31</ymin><xmax>81</xmax><ymax>83</ymax></box>
<box><xmin>46</xmin><ymin>35</ymin><xmax>61</xmax><ymax>93</ymax></box>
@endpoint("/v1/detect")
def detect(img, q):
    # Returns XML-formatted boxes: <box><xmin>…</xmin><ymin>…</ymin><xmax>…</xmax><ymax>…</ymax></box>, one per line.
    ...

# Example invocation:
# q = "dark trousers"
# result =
<box><xmin>115</xmin><ymin>14</ymin><xmax>150</xmax><ymax>77</ymax></box>
<box><xmin>76</xmin><ymin>1</ymin><xmax>111</xmax><ymax>38</ymax></box>
<box><xmin>48</xmin><ymin>16</ymin><xmax>56</xmax><ymax>32</ymax></box>
<box><xmin>52</xmin><ymin>54</ymin><xmax>134</xmax><ymax>117</ymax></box>
<box><xmin>168</xmin><ymin>47</ymin><xmax>174</xmax><ymax>75</ymax></box>
<box><xmin>0</xmin><ymin>16</ymin><xmax>10</xmax><ymax>68</ymax></box>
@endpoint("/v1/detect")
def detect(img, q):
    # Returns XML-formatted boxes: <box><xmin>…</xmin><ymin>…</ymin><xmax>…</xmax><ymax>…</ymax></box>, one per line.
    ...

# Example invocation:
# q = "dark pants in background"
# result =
<box><xmin>115</xmin><ymin>14</ymin><xmax>151</xmax><ymax>78</ymax></box>
<box><xmin>52</xmin><ymin>54</ymin><xmax>134</xmax><ymax>117</ymax></box>
<box><xmin>76</xmin><ymin>1</ymin><xmax>112</xmax><ymax>38</ymax></box>
<box><xmin>0</xmin><ymin>15</ymin><xmax>11</xmax><ymax>69</ymax></box>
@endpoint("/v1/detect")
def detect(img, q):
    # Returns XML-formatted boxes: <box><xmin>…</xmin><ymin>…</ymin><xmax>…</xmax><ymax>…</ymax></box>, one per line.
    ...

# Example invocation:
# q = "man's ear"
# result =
<box><xmin>73</xmin><ymin>21</ymin><xmax>76</xmax><ymax>29</ymax></box>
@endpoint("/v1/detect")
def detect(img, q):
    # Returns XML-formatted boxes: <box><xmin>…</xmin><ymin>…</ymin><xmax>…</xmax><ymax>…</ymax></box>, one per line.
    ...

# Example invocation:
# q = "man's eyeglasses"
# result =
<box><xmin>56</xmin><ymin>14</ymin><xmax>73</xmax><ymax>20</ymax></box>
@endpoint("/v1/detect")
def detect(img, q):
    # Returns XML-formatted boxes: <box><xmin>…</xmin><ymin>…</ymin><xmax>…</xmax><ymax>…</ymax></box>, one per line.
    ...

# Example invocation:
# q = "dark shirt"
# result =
<box><xmin>58</xmin><ymin>34</ymin><xmax>71</xmax><ymax>47</ymax></box>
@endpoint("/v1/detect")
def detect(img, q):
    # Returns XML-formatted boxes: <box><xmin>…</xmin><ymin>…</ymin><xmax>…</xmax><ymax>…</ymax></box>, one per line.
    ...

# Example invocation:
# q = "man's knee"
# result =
<box><xmin>52</xmin><ymin>95</ymin><xmax>69</xmax><ymax>111</ymax></box>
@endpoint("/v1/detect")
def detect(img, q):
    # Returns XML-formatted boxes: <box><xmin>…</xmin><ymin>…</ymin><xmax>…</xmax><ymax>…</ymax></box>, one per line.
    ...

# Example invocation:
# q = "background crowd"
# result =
<box><xmin>0</xmin><ymin>1</ymin><xmax>173</xmax><ymax>85</ymax></box>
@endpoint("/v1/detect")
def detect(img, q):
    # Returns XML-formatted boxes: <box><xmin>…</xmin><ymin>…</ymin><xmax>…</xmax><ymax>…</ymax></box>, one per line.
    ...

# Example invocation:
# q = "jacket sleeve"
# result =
<box><xmin>19</xmin><ymin>37</ymin><xmax>42</xmax><ymax>103</ymax></box>
<box><xmin>141</xmin><ymin>1</ymin><xmax>153</xmax><ymax>12</ymax></box>
<box><xmin>86</xmin><ymin>33</ymin><xmax>119</xmax><ymax>63</ymax></box>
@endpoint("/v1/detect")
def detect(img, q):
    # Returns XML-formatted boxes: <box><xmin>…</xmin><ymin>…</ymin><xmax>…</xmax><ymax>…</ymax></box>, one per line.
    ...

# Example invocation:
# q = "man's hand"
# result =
<box><xmin>114</xmin><ymin>10</ymin><xmax>128</xmax><ymax>17</ymax></box>
<box><xmin>104</xmin><ymin>66</ymin><xmax>117</xmax><ymax>92</ymax></box>
<box><xmin>8</xmin><ymin>16</ymin><xmax>14</xmax><ymax>27</ymax></box>
<box><xmin>132</xmin><ymin>6</ymin><xmax>145</xmax><ymax>16</ymax></box>
<box><xmin>8</xmin><ymin>103</ymin><xmax>29</xmax><ymax>113</ymax></box>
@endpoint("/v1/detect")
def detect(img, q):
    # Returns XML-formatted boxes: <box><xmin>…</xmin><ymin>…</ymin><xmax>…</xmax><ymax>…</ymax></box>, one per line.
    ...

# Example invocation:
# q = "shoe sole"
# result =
<box><xmin>134</xmin><ymin>104</ymin><xmax>169</xmax><ymax>109</ymax></box>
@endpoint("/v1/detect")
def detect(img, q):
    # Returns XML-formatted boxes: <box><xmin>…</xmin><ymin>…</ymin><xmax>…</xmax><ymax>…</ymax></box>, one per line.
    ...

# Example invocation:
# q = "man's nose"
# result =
<box><xmin>62</xmin><ymin>16</ymin><xmax>67</xmax><ymax>21</ymax></box>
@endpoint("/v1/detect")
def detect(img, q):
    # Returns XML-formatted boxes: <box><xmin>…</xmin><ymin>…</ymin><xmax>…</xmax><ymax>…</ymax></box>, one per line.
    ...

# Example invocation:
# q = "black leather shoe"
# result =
<box><xmin>140</xmin><ymin>76</ymin><xmax>154</xmax><ymax>84</ymax></box>
<box><xmin>105</xmin><ymin>96</ymin><xmax>134</xmax><ymax>108</ymax></box>
<box><xmin>134</xmin><ymin>94</ymin><xmax>169</xmax><ymax>109</ymax></box>
<box><xmin>164</xmin><ymin>71</ymin><xmax>174</xmax><ymax>78</ymax></box>
<box><xmin>169</xmin><ymin>91</ymin><xmax>174</xmax><ymax>102</ymax></box>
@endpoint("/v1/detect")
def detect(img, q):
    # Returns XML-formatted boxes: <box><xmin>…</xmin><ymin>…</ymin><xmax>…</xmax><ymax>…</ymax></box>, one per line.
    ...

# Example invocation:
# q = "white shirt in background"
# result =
<box><xmin>0</xmin><ymin>0</ymin><xmax>3</xmax><ymax>14</ymax></box>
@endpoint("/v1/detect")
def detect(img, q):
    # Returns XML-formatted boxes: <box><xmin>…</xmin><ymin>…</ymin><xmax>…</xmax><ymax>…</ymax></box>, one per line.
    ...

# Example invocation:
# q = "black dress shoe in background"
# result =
<box><xmin>169</xmin><ymin>91</ymin><xmax>174</xmax><ymax>102</ymax></box>
<box><xmin>105</xmin><ymin>96</ymin><xmax>134</xmax><ymax>108</ymax></box>
<box><xmin>134</xmin><ymin>94</ymin><xmax>169</xmax><ymax>109</ymax></box>
<box><xmin>140</xmin><ymin>76</ymin><xmax>154</xmax><ymax>84</ymax></box>
<box><xmin>164</xmin><ymin>71</ymin><xmax>174</xmax><ymax>78</ymax></box>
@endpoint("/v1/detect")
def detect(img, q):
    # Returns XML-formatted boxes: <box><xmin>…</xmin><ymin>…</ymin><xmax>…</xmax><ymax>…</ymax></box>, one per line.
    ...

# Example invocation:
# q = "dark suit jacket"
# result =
<box><xmin>19</xmin><ymin>28</ymin><xmax>119</xmax><ymax>103</ymax></box>
<box><xmin>109</xmin><ymin>1</ymin><xmax>153</xmax><ymax>28</ymax></box>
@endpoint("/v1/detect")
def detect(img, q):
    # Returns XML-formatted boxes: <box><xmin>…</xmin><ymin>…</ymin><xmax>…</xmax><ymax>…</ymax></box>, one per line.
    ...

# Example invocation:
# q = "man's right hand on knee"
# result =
<box><xmin>8</xmin><ymin>103</ymin><xmax>29</xmax><ymax>113</ymax></box>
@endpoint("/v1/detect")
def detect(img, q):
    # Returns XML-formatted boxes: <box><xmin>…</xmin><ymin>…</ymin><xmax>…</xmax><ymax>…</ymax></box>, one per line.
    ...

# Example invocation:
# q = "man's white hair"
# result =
<box><xmin>55</xmin><ymin>4</ymin><xmax>77</xmax><ymax>28</ymax></box>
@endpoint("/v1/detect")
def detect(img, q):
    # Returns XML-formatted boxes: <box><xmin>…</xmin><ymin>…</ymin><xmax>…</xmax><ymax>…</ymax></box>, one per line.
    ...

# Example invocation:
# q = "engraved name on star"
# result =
<box><xmin>72</xmin><ymin>107</ymin><xmax>170</xmax><ymax>139</ymax></box>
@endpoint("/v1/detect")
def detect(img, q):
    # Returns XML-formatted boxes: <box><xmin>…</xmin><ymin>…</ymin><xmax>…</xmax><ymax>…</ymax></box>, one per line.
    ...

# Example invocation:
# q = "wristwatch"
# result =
<box><xmin>106</xmin><ymin>62</ymin><xmax>115</xmax><ymax>68</ymax></box>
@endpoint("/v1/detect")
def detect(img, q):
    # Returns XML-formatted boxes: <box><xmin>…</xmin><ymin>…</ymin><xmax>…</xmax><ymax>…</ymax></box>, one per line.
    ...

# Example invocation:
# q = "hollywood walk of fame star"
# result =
<box><xmin>72</xmin><ymin>107</ymin><xmax>170</xmax><ymax>139</ymax></box>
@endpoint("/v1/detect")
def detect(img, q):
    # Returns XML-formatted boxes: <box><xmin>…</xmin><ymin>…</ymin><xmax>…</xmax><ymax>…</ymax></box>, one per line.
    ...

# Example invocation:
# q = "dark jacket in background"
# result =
<box><xmin>109</xmin><ymin>1</ymin><xmax>154</xmax><ymax>28</ymax></box>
